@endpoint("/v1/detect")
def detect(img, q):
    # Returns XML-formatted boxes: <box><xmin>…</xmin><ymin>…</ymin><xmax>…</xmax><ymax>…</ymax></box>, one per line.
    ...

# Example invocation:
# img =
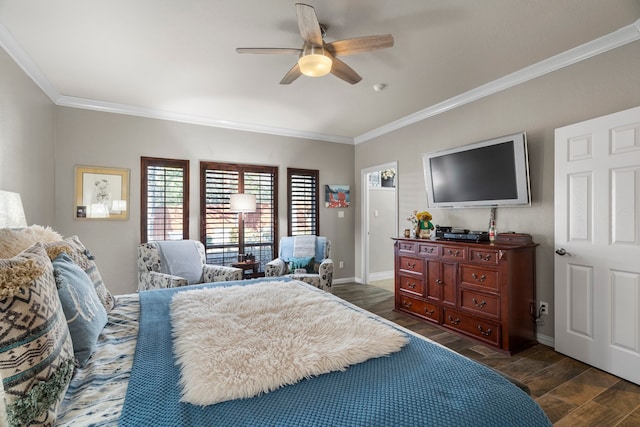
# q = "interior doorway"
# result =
<box><xmin>360</xmin><ymin>162</ymin><xmax>398</xmax><ymax>286</ymax></box>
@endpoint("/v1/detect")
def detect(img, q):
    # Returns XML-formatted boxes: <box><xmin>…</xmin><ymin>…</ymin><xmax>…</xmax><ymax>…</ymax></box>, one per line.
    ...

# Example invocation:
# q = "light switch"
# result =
<box><xmin>374</xmin><ymin>209</ymin><xmax>379</xmax><ymax>217</ymax></box>
<box><xmin>338</xmin><ymin>211</ymin><xmax>344</xmax><ymax>218</ymax></box>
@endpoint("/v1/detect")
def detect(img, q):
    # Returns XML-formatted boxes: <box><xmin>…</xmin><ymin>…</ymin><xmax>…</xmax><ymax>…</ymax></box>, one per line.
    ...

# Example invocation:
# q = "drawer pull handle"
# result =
<box><xmin>447</xmin><ymin>315</ymin><xmax>461</xmax><ymax>325</ymax></box>
<box><xmin>447</xmin><ymin>249</ymin><xmax>461</xmax><ymax>257</ymax></box>
<box><xmin>425</xmin><ymin>308</ymin><xmax>435</xmax><ymax>316</ymax></box>
<box><xmin>471</xmin><ymin>273</ymin><xmax>487</xmax><ymax>282</ymax></box>
<box><xmin>477</xmin><ymin>253</ymin><xmax>492</xmax><ymax>261</ymax></box>
<box><xmin>436</xmin><ymin>279</ymin><xmax>444</xmax><ymax>285</ymax></box>
<box><xmin>477</xmin><ymin>325</ymin><xmax>492</xmax><ymax>336</ymax></box>
<box><xmin>407</xmin><ymin>282</ymin><xmax>416</xmax><ymax>289</ymax></box>
<box><xmin>406</xmin><ymin>261</ymin><xmax>416</xmax><ymax>269</ymax></box>
<box><xmin>402</xmin><ymin>300</ymin><xmax>412</xmax><ymax>309</ymax></box>
<box><xmin>472</xmin><ymin>298</ymin><xmax>487</xmax><ymax>308</ymax></box>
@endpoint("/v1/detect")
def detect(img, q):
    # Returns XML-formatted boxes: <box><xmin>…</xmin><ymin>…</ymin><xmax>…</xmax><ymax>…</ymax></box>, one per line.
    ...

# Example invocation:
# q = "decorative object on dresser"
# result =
<box><xmin>406</xmin><ymin>210</ymin><xmax>435</xmax><ymax>239</ymax></box>
<box><xmin>137</xmin><ymin>240</ymin><xmax>243</xmax><ymax>291</ymax></box>
<box><xmin>393</xmin><ymin>237</ymin><xmax>538</xmax><ymax>354</ymax></box>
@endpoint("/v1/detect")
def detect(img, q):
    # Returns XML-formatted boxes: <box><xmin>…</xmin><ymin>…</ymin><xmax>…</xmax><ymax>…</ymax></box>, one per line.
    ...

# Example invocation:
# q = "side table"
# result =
<box><xmin>230</xmin><ymin>260</ymin><xmax>261</xmax><ymax>279</ymax></box>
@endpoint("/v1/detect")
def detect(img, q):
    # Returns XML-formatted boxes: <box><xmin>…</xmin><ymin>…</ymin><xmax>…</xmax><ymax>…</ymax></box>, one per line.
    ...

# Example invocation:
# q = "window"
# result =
<box><xmin>288</xmin><ymin>168</ymin><xmax>319</xmax><ymax>236</ymax></box>
<box><xmin>200</xmin><ymin>162</ymin><xmax>278</xmax><ymax>272</ymax></box>
<box><xmin>141</xmin><ymin>157</ymin><xmax>189</xmax><ymax>243</ymax></box>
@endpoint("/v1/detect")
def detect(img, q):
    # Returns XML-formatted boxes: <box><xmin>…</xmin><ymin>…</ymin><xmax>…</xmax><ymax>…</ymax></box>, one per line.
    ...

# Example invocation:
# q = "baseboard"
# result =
<box><xmin>332</xmin><ymin>277</ymin><xmax>357</xmax><ymax>285</ymax></box>
<box><xmin>536</xmin><ymin>333</ymin><xmax>555</xmax><ymax>347</ymax></box>
<box><xmin>368</xmin><ymin>271</ymin><xmax>394</xmax><ymax>282</ymax></box>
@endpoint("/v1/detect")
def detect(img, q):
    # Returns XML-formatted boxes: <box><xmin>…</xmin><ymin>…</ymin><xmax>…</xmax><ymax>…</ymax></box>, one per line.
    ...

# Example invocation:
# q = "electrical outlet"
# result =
<box><xmin>539</xmin><ymin>301</ymin><xmax>549</xmax><ymax>315</ymax></box>
<box><xmin>339</xmin><ymin>261</ymin><xmax>344</xmax><ymax>269</ymax></box>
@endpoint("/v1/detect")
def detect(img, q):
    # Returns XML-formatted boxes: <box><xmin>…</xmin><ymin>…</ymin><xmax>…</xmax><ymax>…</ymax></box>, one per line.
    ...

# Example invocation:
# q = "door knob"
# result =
<box><xmin>555</xmin><ymin>248</ymin><xmax>570</xmax><ymax>256</ymax></box>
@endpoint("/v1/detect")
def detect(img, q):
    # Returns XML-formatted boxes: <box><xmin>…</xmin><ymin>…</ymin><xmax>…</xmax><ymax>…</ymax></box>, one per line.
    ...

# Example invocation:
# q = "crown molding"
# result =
<box><xmin>354</xmin><ymin>18</ymin><xmax>640</xmax><ymax>144</ymax></box>
<box><xmin>55</xmin><ymin>95</ymin><xmax>354</xmax><ymax>144</ymax></box>
<box><xmin>2</xmin><ymin>18</ymin><xmax>639</xmax><ymax>146</ymax></box>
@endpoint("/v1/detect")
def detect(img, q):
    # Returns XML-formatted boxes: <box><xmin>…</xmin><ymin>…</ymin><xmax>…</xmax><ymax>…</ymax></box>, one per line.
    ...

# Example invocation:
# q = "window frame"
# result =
<box><xmin>287</xmin><ymin>168</ymin><xmax>319</xmax><ymax>236</ymax></box>
<box><xmin>140</xmin><ymin>157</ymin><xmax>190</xmax><ymax>243</ymax></box>
<box><xmin>200</xmin><ymin>161</ymin><xmax>278</xmax><ymax>269</ymax></box>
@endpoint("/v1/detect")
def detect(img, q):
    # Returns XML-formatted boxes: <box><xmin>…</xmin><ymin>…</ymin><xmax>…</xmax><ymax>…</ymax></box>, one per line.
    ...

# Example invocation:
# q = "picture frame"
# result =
<box><xmin>74</xmin><ymin>165</ymin><xmax>130</xmax><ymax>220</ymax></box>
<box><xmin>325</xmin><ymin>184</ymin><xmax>350</xmax><ymax>208</ymax></box>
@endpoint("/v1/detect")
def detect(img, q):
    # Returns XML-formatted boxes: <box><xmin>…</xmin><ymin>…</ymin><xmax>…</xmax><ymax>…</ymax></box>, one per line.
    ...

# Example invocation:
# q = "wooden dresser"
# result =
<box><xmin>393</xmin><ymin>238</ymin><xmax>538</xmax><ymax>354</ymax></box>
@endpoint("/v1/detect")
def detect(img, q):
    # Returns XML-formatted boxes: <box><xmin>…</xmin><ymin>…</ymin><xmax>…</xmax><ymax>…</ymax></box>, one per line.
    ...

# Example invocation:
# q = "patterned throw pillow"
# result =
<box><xmin>53</xmin><ymin>253</ymin><xmax>108</xmax><ymax>367</ymax></box>
<box><xmin>288</xmin><ymin>256</ymin><xmax>315</xmax><ymax>274</ymax></box>
<box><xmin>44</xmin><ymin>236</ymin><xmax>115</xmax><ymax>312</ymax></box>
<box><xmin>0</xmin><ymin>243</ymin><xmax>75</xmax><ymax>426</ymax></box>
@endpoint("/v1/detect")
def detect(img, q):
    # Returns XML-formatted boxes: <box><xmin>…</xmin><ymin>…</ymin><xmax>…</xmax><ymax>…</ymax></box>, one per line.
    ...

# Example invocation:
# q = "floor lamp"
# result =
<box><xmin>229</xmin><ymin>193</ymin><xmax>256</xmax><ymax>261</ymax></box>
<box><xmin>0</xmin><ymin>190</ymin><xmax>28</xmax><ymax>228</ymax></box>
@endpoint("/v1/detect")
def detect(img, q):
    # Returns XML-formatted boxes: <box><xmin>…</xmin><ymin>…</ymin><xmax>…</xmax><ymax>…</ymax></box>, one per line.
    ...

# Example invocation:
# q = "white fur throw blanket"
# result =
<box><xmin>170</xmin><ymin>281</ymin><xmax>408</xmax><ymax>406</ymax></box>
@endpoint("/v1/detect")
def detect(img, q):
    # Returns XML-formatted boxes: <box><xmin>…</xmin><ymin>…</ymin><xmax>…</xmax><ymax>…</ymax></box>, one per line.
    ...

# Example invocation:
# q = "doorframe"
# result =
<box><xmin>360</xmin><ymin>161</ymin><xmax>398</xmax><ymax>284</ymax></box>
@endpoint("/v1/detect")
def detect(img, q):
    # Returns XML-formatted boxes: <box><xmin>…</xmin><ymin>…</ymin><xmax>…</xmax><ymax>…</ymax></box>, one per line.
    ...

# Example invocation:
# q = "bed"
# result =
<box><xmin>54</xmin><ymin>277</ymin><xmax>551</xmax><ymax>427</ymax></box>
<box><xmin>0</xmin><ymin>228</ymin><xmax>550</xmax><ymax>426</ymax></box>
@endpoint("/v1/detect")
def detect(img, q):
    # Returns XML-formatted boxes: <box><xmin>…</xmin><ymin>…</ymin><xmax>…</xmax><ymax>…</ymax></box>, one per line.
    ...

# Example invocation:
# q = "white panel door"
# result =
<box><xmin>555</xmin><ymin>105</ymin><xmax>640</xmax><ymax>385</ymax></box>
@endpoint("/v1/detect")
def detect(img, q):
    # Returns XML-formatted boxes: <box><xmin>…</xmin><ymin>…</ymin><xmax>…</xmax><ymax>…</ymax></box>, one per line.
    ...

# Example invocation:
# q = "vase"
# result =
<box><xmin>414</xmin><ymin>225</ymin><xmax>420</xmax><ymax>238</ymax></box>
<box><xmin>381</xmin><ymin>177</ymin><xmax>395</xmax><ymax>188</ymax></box>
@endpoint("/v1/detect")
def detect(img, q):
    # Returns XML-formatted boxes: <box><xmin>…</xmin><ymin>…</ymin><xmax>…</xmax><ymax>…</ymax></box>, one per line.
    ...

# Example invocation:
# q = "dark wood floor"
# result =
<box><xmin>333</xmin><ymin>282</ymin><xmax>640</xmax><ymax>427</ymax></box>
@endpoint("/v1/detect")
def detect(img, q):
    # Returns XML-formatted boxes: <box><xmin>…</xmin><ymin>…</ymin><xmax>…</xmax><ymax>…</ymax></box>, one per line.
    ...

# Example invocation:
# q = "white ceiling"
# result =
<box><xmin>1</xmin><ymin>0</ymin><xmax>639</xmax><ymax>144</ymax></box>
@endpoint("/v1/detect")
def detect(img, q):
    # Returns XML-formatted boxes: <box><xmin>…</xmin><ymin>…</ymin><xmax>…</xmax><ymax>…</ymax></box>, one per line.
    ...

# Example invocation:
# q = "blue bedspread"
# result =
<box><xmin>120</xmin><ymin>278</ymin><xmax>551</xmax><ymax>426</ymax></box>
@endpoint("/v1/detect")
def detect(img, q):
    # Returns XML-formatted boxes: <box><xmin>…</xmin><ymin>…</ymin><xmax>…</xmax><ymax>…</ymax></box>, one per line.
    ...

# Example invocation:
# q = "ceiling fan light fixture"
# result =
<box><xmin>298</xmin><ymin>46</ymin><xmax>332</xmax><ymax>77</ymax></box>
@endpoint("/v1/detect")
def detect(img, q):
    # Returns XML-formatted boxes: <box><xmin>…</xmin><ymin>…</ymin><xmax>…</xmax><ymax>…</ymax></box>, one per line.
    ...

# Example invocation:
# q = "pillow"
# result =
<box><xmin>288</xmin><ymin>256</ymin><xmax>315</xmax><ymax>274</ymax></box>
<box><xmin>0</xmin><ymin>225</ymin><xmax>63</xmax><ymax>259</ymax></box>
<box><xmin>0</xmin><ymin>243</ymin><xmax>74</xmax><ymax>426</ymax></box>
<box><xmin>53</xmin><ymin>252</ymin><xmax>108</xmax><ymax>367</ymax></box>
<box><xmin>44</xmin><ymin>236</ymin><xmax>115</xmax><ymax>312</ymax></box>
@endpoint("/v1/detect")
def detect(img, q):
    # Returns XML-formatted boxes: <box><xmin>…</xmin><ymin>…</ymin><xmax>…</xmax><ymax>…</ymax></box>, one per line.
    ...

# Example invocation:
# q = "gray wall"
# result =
<box><xmin>0</xmin><ymin>48</ymin><xmax>55</xmax><ymax>226</ymax></box>
<box><xmin>52</xmin><ymin>108</ymin><xmax>355</xmax><ymax>295</ymax></box>
<box><xmin>354</xmin><ymin>41</ymin><xmax>640</xmax><ymax>340</ymax></box>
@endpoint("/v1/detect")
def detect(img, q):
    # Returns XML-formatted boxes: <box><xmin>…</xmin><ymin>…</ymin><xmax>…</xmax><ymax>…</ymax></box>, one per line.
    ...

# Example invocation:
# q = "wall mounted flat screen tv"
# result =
<box><xmin>422</xmin><ymin>132</ymin><xmax>531</xmax><ymax>208</ymax></box>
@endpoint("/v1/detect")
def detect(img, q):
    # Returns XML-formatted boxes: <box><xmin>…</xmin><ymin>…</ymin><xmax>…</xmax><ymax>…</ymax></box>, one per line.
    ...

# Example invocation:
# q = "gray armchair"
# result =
<box><xmin>137</xmin><ymin>240</ymin><xmax>243</xmax><ymax>291</ymax></box>
<box><xmin>265</xmin><ymin>235</ymin><xmax>333</xmax><ymax>292</ymax></box>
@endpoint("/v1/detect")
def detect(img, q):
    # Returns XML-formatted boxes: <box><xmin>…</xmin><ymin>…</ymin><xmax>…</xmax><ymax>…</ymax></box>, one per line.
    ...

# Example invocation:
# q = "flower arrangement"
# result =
<box><xmin>381</xmin><ymin>169</ymin><xmax>396</xmax><ymax>180</ymax></box>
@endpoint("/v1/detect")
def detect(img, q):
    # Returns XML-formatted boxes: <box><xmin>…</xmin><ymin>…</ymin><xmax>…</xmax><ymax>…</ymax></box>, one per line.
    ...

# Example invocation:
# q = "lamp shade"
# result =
<box><xmin>298</xmin><ymin>45</ymin><xmax>332</xmax><ymax>77</ymax></box>
<box><xmin>0</xmin><ymin>190</ymin><xmax>27</xmax><ymax>228</ymax></box>
<box><xmin>229</xmin><ymin>194</ymin><xmax>256</xmax><ymax>213</ymax></box>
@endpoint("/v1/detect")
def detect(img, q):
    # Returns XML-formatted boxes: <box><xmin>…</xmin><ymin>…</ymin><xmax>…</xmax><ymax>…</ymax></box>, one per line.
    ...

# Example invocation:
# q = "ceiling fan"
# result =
<box><xmin>236</xmin><ymin>3</ymin><xmax>394</xmax><ymax>85</ymax></box>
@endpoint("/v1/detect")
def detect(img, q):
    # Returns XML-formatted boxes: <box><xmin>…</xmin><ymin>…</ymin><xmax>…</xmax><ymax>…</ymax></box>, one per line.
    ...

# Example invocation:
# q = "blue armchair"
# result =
<box><xmin>265</xmin><ymin>236</ymin><xmax>333</xmax><ymax>292</ymax></box>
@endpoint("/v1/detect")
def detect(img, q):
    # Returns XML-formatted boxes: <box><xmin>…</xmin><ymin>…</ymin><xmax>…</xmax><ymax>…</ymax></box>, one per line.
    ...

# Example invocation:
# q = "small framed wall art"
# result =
<box><xmin>325</xmin><ymin>185</ymin><xmax>350</xmax><ymax>208</ymax></box>
<box><xmin>74</xmin><ymin>165</ymin><xmax>130</xmax><ymax>220</ymax></box>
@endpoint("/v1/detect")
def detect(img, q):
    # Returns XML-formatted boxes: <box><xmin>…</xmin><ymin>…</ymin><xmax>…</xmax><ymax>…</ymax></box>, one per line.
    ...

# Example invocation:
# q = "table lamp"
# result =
<box><xmin>0</xmin><ymin>190</ymin><xmax>28</xmax><ymax>228</ymax></box>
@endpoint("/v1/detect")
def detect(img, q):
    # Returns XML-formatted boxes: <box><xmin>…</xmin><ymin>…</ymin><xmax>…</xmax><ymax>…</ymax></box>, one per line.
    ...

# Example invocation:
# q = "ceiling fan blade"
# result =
<box><xmin>326</xmin><ymin>34</ymin><xmax>394</xmax><ymax>56</ymax></box>
<box><xmin>280</xmin><ymin>63</ymin><xmax>303</xmax><ymax>85</ymax></box>
<box><xmin>329</xmin><ymin>56</ymin><xmax>362</xmax><ymax>85</ymax></box>
<box><xmin>295</xmin><ymin>3</ymin><xmax>323</xmax><ymax>46</ymax></box>
<box><xmin>236</xmin><ymin>48</ymin><xmax>302</xmax><ymax>55</ymax></box>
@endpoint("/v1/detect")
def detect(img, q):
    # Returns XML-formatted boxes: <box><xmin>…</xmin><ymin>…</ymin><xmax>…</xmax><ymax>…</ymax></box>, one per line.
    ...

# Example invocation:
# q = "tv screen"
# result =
<box><xmin>422</xmin><ymin>132</ymin><xmax>530</xmax><ymax>208</ymax></box>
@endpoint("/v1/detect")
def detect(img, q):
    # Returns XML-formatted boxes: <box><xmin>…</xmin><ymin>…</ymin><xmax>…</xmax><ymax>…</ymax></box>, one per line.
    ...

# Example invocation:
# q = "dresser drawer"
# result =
<box><xmin>441</xmin><ymin>245</ymin><xmax>466</xmax><ymax>261</ymax></box>
<box><xmin>442</xmin><ymin>308</ymin><xmax>501</xmax><ymax>347</ymax></box>
<box><xmin>397</xmin><ymin>241</ymin><xmax>417</xmax><ymax>254</ymax></box>
<box><xmin>418</xmin><ymin>243</ymin><xmax>439</xmax><ymax>257</ymax></box>
<box><xmin>398</xmin><ymin>275</ymin><xmax>424</xmax><ymax>296</ymax></box>
<box><xmin>459</xmin><ymin>265</ymin><xmax>499</xmax><ymax>291</ymax></box>
<box><xmin>469</xmin><ymin>249</ymin><xmax>500</xmax><ymax>265</ymax></box>
<box><xmin>398</xmin><ymin>256</ymin><xmax>423</xmax><ymax>274</ymax></box>
<box><xmin>460</xmin><ymin>289</ymin><xmax>500</xmax><ymax>319</ymax></box>
<box><xmin>397</xmin><ymin>294</ymin><xmax>439</xmax><ymax>323</ymax></box>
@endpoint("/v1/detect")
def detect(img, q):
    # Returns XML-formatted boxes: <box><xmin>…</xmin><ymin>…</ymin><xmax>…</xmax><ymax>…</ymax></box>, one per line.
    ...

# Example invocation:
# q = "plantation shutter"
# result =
<box><xmin>288</xmin><ymin>168</ymin><xmax>319</xmax><ymax>236</ymax></box>
<box><xmin>201</xmin><ymin>162</ymin><xmax>278</xmax><ymax>272</ymax></box>
<box><xmin>141</xmin><ymin>157</ymin><xmax>189</xmax><ymax>243</ymax></box>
